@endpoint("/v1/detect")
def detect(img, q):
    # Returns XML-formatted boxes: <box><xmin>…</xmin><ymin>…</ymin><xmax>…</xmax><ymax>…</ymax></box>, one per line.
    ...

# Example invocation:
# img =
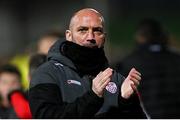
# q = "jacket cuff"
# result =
<box><xmin>119</xmin><ymin>93</ymin><xmax>139</xmax><ymax>106</ymax></box>
<box><xmin>88</xmin><ymin>90</ymin><xmax>104</xmax><ymax>105</ymax></box>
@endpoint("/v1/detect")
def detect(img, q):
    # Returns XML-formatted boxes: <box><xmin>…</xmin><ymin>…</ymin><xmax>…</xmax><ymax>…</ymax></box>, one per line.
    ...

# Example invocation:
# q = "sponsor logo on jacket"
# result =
<box><xmin>67</xmin><ymin>80</ymin><xmax>81</xmax><ymax>86</ymax></box>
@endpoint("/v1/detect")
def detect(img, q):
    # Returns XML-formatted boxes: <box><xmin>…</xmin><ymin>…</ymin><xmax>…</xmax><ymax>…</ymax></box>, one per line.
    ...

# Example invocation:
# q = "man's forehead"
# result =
<box><xmin>74</xmin><ymin>12</ymin><xmax>102</xmax><ymax>22</ymax></box>
<box><xmin>69</xmin><ymin>8</ymin><xmax>104</xmax><ymax>29</ymax></box>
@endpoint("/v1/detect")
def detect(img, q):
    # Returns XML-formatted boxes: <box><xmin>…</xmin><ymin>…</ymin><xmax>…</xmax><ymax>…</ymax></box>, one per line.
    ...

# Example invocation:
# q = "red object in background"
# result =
<box><xmin>10</xmin><ymin>92</ymin><xmax>32</xmax><ymax>119</ymax></box>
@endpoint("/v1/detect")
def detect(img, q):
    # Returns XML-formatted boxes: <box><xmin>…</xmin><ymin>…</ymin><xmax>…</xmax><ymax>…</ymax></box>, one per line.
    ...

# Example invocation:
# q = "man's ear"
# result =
<box><xmin>65</xmin><ymin>30</ymin><xmax>72</xmax><ymax>41</ymax></box>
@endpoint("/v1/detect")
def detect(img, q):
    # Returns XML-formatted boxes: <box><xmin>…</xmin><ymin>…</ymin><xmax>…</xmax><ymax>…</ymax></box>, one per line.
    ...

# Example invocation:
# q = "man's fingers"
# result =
<box><xmin>97</xmin><ymin>68</ymin><xmax>112</xmax><ymax>78</ymax></box>
<box><xmin>130</xmin><ymin>83</ymin><xmax>138</xmax><ymax>94</ymax></box>
<box><xmin>96</xmin><ymin>68</ymin><xmax>113</xmax><ymax>83</ymax></box>
<box><xmin>96</xmin><ymin>71</ymin><xmax>103</xmax><ymax>78</ymax></box>
<box><xmin>100</xmin><ymin>71</ymin><xmax>112</xmax><ymax>82</ymax></box>
<box><xmin>130</xmin><ymin>68</ymin><xmax>141</xmax><ymax>76</ymax></box>
<box><xmin>130</xmin><ymin>73</ymin><xmax>141</xmax><ymax>81</ymax></box>
<box><xmin>133</xmin><ymin>69</ymin><xmax>141</xmax><ymax>76</ymax></box>
<box><xmin>100</xmin><ymin>78</ymin><xmax>111</xmax><ymax>89</ymax></box>
<box><xmin>130</xmin><ymin>77</ymin><xmax>140</xmax><ymax>86</ymax></box>
<box><xmin>96</xmin><ymin>71</ymin><xmax>112</xmax><ymax>88</ymax></box>
<box><xmin>129</xmin><ymin>68</ymin><xmax>141</xmax><ymax>83</ymax></box>
<box><xmin>129</xmin><ymin>70</ymin><xmax>141</xmax><ymax>86</ymax></box>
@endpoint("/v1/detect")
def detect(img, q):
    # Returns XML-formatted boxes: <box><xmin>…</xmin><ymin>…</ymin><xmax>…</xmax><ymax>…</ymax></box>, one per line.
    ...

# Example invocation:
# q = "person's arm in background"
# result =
<box><xmin>8</xmin><ymin>90</ymin><xmax>32</xmax><ymax>119</ymax></box>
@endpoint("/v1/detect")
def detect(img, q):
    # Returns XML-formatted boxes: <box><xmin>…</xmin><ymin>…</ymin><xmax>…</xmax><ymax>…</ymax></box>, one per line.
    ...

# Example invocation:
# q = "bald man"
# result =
<box><xmin>29</xmin><ymin>8</ymin><xmax>146</xmax><ymax>118</ymax></box>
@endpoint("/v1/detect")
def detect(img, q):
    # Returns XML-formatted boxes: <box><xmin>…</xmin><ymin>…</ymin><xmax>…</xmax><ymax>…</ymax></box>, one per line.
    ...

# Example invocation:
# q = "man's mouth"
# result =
<box><xmin>84</xmin><ymin>39</ymin><xmax>98</xmax><ymax>48</ymax></box>
<box><xmin>84</xmin><ymin>43</ymin><xmax>98</xmax><ymax>48</ymax></box>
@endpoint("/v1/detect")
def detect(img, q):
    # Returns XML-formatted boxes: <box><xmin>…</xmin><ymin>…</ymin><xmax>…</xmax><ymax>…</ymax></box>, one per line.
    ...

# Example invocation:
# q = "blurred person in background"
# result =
<box><xmin>0</xmin><ymin>64</ymin><xmax>32</xmax><ymax>118</ymax></box>
<box><xmin>29</xmin><ymin>8</ymin><xmax>146</xmax><ymax>118</ymax></box>
<box><xmin>115</xmin><ymin>18</ymin><xmax>180</xmax><ymax>118</ymax></box>
<box><xmin>10</xmin><ymin>31</ymin><xmax>64</xmax><ymax>90</ymax></box>
<box><xmin>37</xmin><ymin>31</ymin><xmax>64</xmax><ymax>55</ymax></box>
<box><xmin>0</xmin><ymin>54</ymin><xmax>47</xmax><ymax>119</ymax></box>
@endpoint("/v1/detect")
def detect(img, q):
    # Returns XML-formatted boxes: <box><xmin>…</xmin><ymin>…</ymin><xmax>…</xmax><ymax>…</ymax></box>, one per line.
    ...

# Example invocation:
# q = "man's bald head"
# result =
<box><xmin>66</xmin><ymin>8</ymin><xmax>106</xmax><ymax>48</ymax></box>
<box><xmin>69</xmin><ymin>8</ymin><xmax>105</xmax><ymax>30</ymax></box>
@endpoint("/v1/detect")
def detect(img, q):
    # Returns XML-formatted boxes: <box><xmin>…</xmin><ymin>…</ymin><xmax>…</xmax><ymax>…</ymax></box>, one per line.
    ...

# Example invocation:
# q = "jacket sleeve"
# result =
<box><xmin>117</xmin><ymin>92</ymin><xmax>147</xmax><ymax>118</ymax></box>
<box><xmin>29</xmin><ymin>83</ymin><xmax>103</xmax><ymax>118</ymax></box>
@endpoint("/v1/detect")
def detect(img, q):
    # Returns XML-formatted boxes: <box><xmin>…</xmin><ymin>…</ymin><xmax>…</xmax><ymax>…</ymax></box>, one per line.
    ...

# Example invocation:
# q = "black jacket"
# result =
<box><xmin>29</xmin><ymin>40</ymin><xmax>146</xmax><ymax>118</ymax></box>
<box><xmin>116</xmin><ymin>44</ymin><xmax>180</xmax><ymax>118</ymax></box>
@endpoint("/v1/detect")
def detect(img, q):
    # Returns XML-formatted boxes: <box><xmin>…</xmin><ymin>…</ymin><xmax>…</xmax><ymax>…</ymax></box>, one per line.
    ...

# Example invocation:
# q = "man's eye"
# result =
<box><xmin>94</xmin><ymin>28</ymin><xmax>103</xmax><ymax>33</ymax></box>
<box><xmin>95</xmin><ymin>30</ymin><xmax>103</xmax><ymax>33</ymax></box>
<box><xmin>95</xmin><ymin>30</ymin><xmax>103</xmax><ymax>36</ymax></box>
<box><xmin>78</xmin><ymin>28</ymin><xmax>87</xmax><ymax>32</ymax></box>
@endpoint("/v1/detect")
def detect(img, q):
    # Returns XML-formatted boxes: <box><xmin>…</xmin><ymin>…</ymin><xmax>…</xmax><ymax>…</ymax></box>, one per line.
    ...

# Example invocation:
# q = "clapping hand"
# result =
<box><xmin>121</xmin><ymin>68</ymin><xmax>141</xmax><ymax>99</ymax></box>
<box><xmin>92</xmin><ymin>68</ymin><xmax>113</xmax><ymax>97</ymax></box>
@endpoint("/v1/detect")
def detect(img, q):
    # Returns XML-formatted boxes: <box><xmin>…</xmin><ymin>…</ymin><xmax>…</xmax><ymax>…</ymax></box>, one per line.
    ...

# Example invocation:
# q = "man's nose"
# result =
<box><xmin>87</xmin><ymin>31</ymin><xmax>95</xmax><ymax>40</ymax></box>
